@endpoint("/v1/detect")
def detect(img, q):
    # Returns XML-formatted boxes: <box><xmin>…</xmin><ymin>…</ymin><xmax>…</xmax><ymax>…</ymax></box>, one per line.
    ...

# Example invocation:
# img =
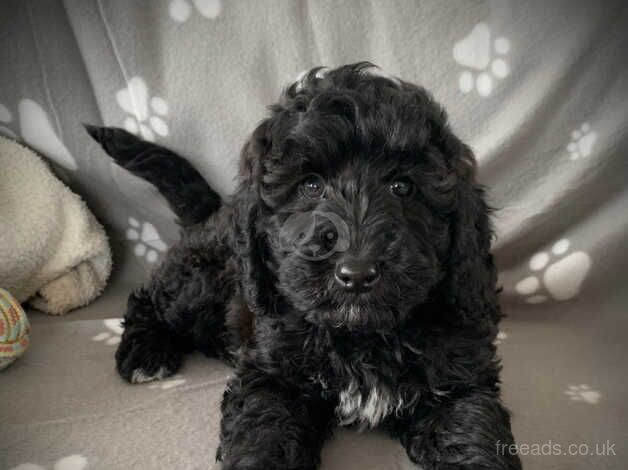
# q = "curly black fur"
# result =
<box><xmin>89</xmin><ymin>63</ymin><xmax>521</xmax><ymax>470</ymax></box>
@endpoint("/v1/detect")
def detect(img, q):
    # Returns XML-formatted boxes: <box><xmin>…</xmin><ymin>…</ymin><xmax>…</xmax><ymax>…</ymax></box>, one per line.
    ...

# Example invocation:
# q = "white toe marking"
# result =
<box><xmin>131</xmin><ymin>367</ymin><xmax>168</xmax><ymax>384</ymax></box>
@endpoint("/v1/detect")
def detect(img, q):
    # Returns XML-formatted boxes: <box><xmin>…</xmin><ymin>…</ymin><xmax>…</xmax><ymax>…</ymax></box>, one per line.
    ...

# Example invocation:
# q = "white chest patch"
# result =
<box><xmin>336</xmin><ymin>379</ymin><xmax>404</xmax><ymax>428</ymax></box>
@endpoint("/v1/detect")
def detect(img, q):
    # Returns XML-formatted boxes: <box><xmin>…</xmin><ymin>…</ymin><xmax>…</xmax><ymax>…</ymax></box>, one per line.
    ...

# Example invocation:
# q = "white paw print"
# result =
<box><xmin>10</xmin><ymin>454</ymin><xmax>88</xmax><ymax>470</ymax></box>
<box><xmin>126</xmin><ymin>217</ymin><xmax>168</xmax><ymax>263</ymax></box>
<box><xmin>0</xmin><ymin>99</ymin><xmax>77</xmax><ymax>170</ymax></box>
<box><xmin>116</xmin><ymin>77</ymin><xmax>169</xmax><ymax>142</ymax></box>
<box><xmin>494</xmin><ymin>330</ymin><xmax>508</xmax><ymax>345</ymax></box>
<box><xmin>515</xmin><ymin>239</ymin><xmax>592</xmax><ymax>304</ymax></box>
<box><xmin>169</xmin><ymin>0</ymin><xmax>221</xmax><ymax>22</ymax></box>
<box><xmin>564</xmin><ymin>384</ymin><xmax>601</xmax><ymax>404</ymax></box>
<box><xmin>148</xmin><ymin>374</ymin><xmax>187</xmax><ymax>390</ymax></box>
<box><xmin>566</xmin><ymin>122</ymin><xmax>597</xmax><ymax>160</ymax></box>
<box><xmin>454</xmin><ymin>22</ymin><xmax>510</xmax><ymax>97</ymax></box>
<box><xmin>92</xmin><ymin>318</ymin><xmax>123</xmax><ymax>346</ymax></box>
<box><xmin>0</xmin><ymin>102</ymin><xmax>18</xmax><ymax>139</ymax></box>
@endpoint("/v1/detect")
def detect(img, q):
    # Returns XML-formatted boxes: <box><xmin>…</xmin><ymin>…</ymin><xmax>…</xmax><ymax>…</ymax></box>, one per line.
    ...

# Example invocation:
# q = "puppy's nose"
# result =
<box><xmin>334</xmin><ymin>259</ymin><xmax>380</xmax><ymax>292</ymax></box>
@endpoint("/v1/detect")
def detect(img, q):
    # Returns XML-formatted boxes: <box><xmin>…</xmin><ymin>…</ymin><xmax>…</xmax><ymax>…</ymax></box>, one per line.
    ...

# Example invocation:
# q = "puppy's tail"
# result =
<box><xmin>84</xmin><ymin>125</ymin><xmax>221</xmax><ymax>226</ymax></box>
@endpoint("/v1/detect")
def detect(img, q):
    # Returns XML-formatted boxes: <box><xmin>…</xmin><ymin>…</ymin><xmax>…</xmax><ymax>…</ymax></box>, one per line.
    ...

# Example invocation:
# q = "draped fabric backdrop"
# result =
<box><xmin>1</xmin><ymin>1</ymin><xmax>627</xmax><ymax>469</ymax></box>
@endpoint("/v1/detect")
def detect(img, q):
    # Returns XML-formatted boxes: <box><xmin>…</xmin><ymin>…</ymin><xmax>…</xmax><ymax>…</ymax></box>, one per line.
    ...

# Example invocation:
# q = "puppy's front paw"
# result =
<box><xmin>115</xmin><ymin>330</ymin><xmax>183</xmax><ymax>383</ymax></box>
<box><xmin>130</xmin><ymin>366</ymin><xmax>171</xmax><ymax>384</ymax></box>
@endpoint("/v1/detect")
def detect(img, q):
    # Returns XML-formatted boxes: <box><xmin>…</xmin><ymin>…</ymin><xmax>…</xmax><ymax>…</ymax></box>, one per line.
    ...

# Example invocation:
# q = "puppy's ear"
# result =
<box><xmin>238</xmin><ymin>119</ymin><xmax>272</xmax><ymax>188</ymax></box>
<box><xmin>232</xmin><ymin>120</ymin><xmax>275</xmax><ymax>315</ymax></box>
<box><xmin>444</xmin><ymin>143</ymin><xmax>501</xmax><ymax>327</ymax></box>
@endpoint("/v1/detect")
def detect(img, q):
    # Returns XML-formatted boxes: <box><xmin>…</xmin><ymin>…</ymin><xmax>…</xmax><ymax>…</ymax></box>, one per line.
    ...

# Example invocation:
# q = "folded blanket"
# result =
<box><xmin>0</xmin><ymin>136</ymin><xmax>111</xmax><ymax>315</ymax></box>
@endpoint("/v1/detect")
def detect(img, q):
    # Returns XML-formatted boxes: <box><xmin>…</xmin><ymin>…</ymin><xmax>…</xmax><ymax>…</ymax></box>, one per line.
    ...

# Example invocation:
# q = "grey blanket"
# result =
<box><xmin>1</xmin><ymin>1</ymin><xmax>627</xmax><ymax>469</ymax></box>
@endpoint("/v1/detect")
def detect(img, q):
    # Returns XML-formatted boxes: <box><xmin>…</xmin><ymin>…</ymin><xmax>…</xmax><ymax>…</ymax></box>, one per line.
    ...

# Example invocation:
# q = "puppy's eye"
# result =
<box><xmin>301</xmin><ymin>174</ymin><xmax>326</xmax><ymax>199</ymax></box>
<box><xmin>390</xmin><ymin>178</ymin><xmax>414</xmax><ymax>198</ymax></box>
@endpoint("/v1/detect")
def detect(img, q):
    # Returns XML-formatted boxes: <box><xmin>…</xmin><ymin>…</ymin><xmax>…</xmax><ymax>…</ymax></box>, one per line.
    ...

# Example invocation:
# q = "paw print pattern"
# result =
<box><xmin>148</xmin><ymin>374</ymin><xmax>187</xmax><ymax>390</ymax></box>
<box><xmin>116</xmin><ymin>77</ymin><xmax>169</xmax><ymax>142</ymax></box>
<box><xmin>0</xmin><ymin>100</ymin><xmax>77</xmax><ymax>170</ymax></box>
<box><xmin>0</xmin><ymin>102</ymin><xmax>17</xmax><ymax>139</ymax></box>
<box><xmin>126</xmin><ymin>217</ymin><xmax>168</xmax><ymax>263</ymax></box>
<box><xmin>169</xmin><ymin>0</ymin><xmax>221</xmax><ymax>22</ymax></box>
<box><xmin>19</xmin><ymin>99</ymin><xmax>78</xmax><ymax>170</ymax></box>
<box><xmin>567</xmin><ymin>122</ymin><xmax>597</xmax><ymax>160</ymax></box>
<box><xmin>564</xmin><ymin>384</ymin><xmax>601</xmax><ymax>404</ymax></box>
<box><xmin>494</xmin><ymin>330</ymin><xmax>508</xmax><ymax>345</ymax></box>
<box><xmin>9</xmin><ymin>454</ymin><xmax>88</xmax><ymax>470</ymax></box>
<box><xmin>454</xmin><ymin>22</ymin><xmax>510</xmax><ymax>97</ymax></box>
<box><xmin>92</xmin><ymin>318</ymin><xmax>123</xmax><ymax>346</ymax></box>
<box><xmin>515</xmin><ymin>239</ymin><xmax>592</xmax><ymax>304</ymax></box>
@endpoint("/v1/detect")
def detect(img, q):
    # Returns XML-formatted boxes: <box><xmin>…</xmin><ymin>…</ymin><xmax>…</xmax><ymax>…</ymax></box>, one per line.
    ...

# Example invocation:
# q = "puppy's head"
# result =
<box><xmin>234</xmin><ymin>63</ymin><xmax>498</xmax><ymax>331</ymax></box>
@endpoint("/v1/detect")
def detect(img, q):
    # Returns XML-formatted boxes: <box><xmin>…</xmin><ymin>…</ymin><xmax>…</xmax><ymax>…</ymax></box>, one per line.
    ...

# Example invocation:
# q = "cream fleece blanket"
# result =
<box><xmin>0</xmin><ymin>136</ymin><xmax>111</xmax><ymax>315</ymax></box>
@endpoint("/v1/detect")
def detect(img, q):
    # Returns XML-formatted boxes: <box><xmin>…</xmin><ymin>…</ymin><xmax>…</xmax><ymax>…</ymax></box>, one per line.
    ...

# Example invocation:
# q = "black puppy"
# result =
<box><xmin>87</xmin><ymin>63</ymin><xmax>521</xmax><ymax>470</ymax></box>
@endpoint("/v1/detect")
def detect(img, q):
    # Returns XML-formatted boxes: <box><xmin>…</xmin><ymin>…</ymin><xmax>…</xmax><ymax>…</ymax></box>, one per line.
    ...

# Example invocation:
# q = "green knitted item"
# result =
<box><xmin>0</xmin><ymin>288</ymin><xmax>30</xmax><ymax>370</ymax></box>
